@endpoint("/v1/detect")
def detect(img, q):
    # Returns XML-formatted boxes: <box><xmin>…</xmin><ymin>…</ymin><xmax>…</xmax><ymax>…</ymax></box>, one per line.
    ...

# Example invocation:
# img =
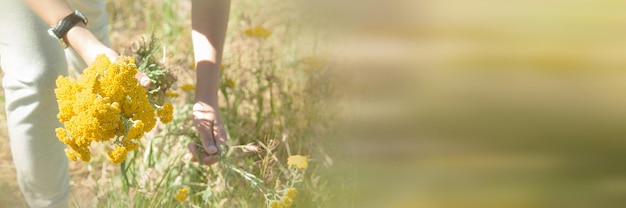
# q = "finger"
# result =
<box><xmin>135</xmin><ymin>73</ymin><xmax>151</xmax><ymax>88</ymax></box>
<box><xmin>201</xmin><ymin>154</ymin><xmax>219</xmax><ymax>165</ymax></box>
<box><xmin>193</xmin><ymin>111</ymin><xmax>218</xmax><ymax>155</ymax></box>
<box><xmin>211</xmin><ymin>124</ymin><xmax>223</xmax><ymax>156</ymax></box>
<box><xmin>187</xmin><ymin>143</ymin><xmax>219</xmax><ymax>165</ymax></box>
<box><xmin>187</xmin><ymin>143</ymin><xmax>200</xmax><ymax>162</ymax></box>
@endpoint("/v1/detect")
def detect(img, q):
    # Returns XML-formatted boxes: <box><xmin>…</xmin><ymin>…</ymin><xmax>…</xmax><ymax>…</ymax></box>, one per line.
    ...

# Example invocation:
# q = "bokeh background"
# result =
<box><xmin>337</xmin><ymin>0</ymin><xmax>626</xmax><ymax>207</ymax></box>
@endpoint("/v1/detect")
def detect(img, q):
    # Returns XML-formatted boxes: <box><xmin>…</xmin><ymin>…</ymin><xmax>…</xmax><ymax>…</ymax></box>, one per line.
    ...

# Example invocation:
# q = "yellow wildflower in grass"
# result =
<box><xmin>268</xmin><ymin>188</ymin><xmax>297</xmax><ymax>208</ymax></box>
<box><xmin>269</xmin><ymin>201</ymin><xmax>281</xmax><ymax>208</ymax></box>
<box><xmin>180</xmin><ymin>83</ymin><xmax>195</xmax><ymax>91</ymax></box>
<box><xmin>287</xmin><ymin>155</ymin><xmax>308</xmax><ymax>169</ymax></box>
<box><xmin>225</xmin><ymin>77</ymin><xmax>235</xmax><ymax>89</ymax></box>
<box><xmin>284</xmin><ymin>188</ymin><xmax>297</xmax><ymax>199</ymax></box>
<box><xmin>280</xmin><ymin>198</ymin><xmax>293</xmax><ymax>208</ymax></box>
<box><xmin>157</xmin><ymin>103</ymin><xmax>174</xmax><ymax>124</ymax></box>
<box><xmin>165</xmin><ymin>91</ymin><xmax>179</xmax><ymax>97</ymax></box>
<box><xmin>174</xmin><ymin>188</ymin><xmax>188</xmax><ymax>202</ymax></box>
<box><xmin>55</xmin><ymin>54</ymin><xmax>158</xmax><ymax>164</ymax></box>
<box><xmin>244</xmin><ymin>26</ymin><xmax>272</xmax><ymax>38</ymax></box>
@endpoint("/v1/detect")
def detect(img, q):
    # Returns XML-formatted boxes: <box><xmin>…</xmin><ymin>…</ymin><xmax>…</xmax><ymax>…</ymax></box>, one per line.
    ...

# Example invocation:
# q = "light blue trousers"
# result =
<box><xmin>0</xmin><ymin>0</ymin><xmax>110</xmax><ymax>207</ymax></box>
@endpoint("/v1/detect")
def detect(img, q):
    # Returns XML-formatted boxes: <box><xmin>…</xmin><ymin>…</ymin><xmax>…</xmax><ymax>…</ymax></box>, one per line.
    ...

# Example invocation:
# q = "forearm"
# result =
<box><xmin>22</xmin><ymin>0</ymin><xmax>73</xmax><ymax>27</ymax></box>
<box><xmin>192</xmin><ymin>0</ymin><xmax>231</xmax><ymax>107</ymax></box>
<box><xmin>22</xmin><ymin>0</ymin><xmax>115</xmax><ymax>65</ymax></box>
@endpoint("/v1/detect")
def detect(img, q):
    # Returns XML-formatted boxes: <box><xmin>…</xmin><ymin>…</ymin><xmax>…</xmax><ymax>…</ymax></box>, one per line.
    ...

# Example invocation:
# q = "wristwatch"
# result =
<box><xmin>47</xmin><ymin>10</ymin><xmax>88</xmax><ymax>48</ymax></box>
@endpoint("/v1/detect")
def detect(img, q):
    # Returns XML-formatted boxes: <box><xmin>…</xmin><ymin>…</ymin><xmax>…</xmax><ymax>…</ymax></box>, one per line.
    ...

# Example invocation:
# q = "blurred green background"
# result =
<box><xmin>334</xmin><ymin>0</ymin><xmax>626</xmax><ymax>207</ymax></box>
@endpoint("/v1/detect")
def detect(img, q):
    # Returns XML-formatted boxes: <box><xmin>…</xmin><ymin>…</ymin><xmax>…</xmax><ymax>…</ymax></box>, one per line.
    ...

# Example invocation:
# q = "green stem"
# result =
<box><xmin>121</xmin><ymin>160</ymin><xmax>130</xmax><ymax>192</ymax></box>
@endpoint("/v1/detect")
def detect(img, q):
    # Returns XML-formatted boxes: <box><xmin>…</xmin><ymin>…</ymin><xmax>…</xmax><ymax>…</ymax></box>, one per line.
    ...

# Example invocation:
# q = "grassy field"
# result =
<box><xmin>0</xmin><ymin>0</ymin><xmax>339</xmax><ymax>207</ymax></box>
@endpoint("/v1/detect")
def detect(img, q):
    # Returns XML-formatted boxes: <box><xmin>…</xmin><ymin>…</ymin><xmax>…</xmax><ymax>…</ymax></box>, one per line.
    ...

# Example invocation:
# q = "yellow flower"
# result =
<box><xmin>64</xmin><ymin>149</ymin><xmax>77</xmax><ymax>161</ymax></box>
<box><xmin>269</xmin><ymin>201</ymin><xmax>281</xmax><ymax>208</ymax></box>
<box><xmin>287</xmin><ymin>155</ymin><xmax>308</xmax><ymax>169</ymax></box>
<box><xmin>125</xmin><ymin>120</ymin><xmax>145</xmax><ymax>141</ymax></box>
<box><xmin>174</xmin><ymin>188</ymin><xmax>188</xmax><ymax>202</ymax></box>
<box><xmin>284</xmin><ymin>188</ymin><xmax>297</xmax><ymax>199</ymax></box>
<box><xmin>225</xmin><ymin>78</ymin><xmax>235</xmax><ymax>89</ymax></box>
<box><xmin>180</xmin><ymin>83</ymin><xmax>195</xmax><ymax>91</ymax></box>
<box><xmin>244</xmin><ymin>26</ymin><xmax>272</xmax><ymax>38</ymax></box>
<box><xmin>157</xmin><ymin>103</ymin><xmax>174</xmax><ymax>124</ymax></box>
<box><xmin>165</xmin><ymin>91</ymin><xmax>179</xmax><ymax>97</ymax></box>
<box><xmin>280</xmin><ymin>198</ymin><xmax>293</xmax><ymax>208</ymax></box>
<box><xmin>107</xmin><ymin>146</ymin><xmax>128</xmax><ymax>164</ymax></box>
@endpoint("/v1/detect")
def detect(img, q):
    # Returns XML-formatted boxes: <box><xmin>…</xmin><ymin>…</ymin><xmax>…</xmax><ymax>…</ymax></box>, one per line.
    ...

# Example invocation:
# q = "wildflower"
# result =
<box><xmin>180</xmin><ymin>83</ymin><xmax>195</xmax><ymax>91</ymax></box>
<box><xmin>267</xmin><ymin>188</ymin><xmax>297</xmax><ymax>208</ymax></box>
<box><xmin>280</xmin><ymin>198</ymin><xmax>293</xmax><ymax>208</ymax></box>
<box><xmin>225</xmin><ymin>78</ymin><xmax>235</xmax><ymax>89</ymax></box>
<box><xmin>284</xmin><ymin>188</ymin><xmax>297</xmax><ymax>199</ymax></box>
<box><xmin>55</xmin><ymin>54</ymin><xmax>158</xmax><ymax>163</ymax></box>
<box><xmin>157</xmin><ymin>103</ymin><xmax>174</xmax><ymax>124</ymax></box>
<box><xmin>269</xmin><ymin>201</ymin><xmax>281</xmax><ymax>208</ymax></box>
<box><xmin>287</xmin><ymin>155</ymin><xmax>308</xmax><ymax>169</ymax></box>
<box><xmin>244</xmin><ymin>26</ymin><xmax>272</xmax><ymax>38</ymax></box>
<box><xmin>174</xmin><ymin>188</ymin><xmax>188</xmax><ymax>202</ymax></box>
<box><xmin>107</xmin><ymin>146</ymin><xmax>128</xmax><ymax>164</ymax></box>
<box><xmin>125</xmin><ymin>120</ymin><xmax>145</xmax><ymax>141</ymax></box>
<box><xmin>165</xmin><ymin>91</ymin><xmax>179</xmax><ymax>97</ymax></box>
<box><xmin>64</xmin><ymin>149</ymin><xmax>78</xmax><ymax>161</ymax></box>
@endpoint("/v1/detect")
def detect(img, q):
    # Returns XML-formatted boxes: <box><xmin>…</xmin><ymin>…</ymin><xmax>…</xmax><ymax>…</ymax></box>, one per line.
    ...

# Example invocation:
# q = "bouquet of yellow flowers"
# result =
<box><xmin>54</xmin><ymin>54</ymin><xmax>173</xmax><ymax>164</ymax></box>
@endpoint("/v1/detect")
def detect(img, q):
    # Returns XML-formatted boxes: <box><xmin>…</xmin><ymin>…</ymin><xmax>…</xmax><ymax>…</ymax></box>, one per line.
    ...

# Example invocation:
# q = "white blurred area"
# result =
<box><xmin>319</xmin><ymin>0</ymin><xmax>626</xmax><ymax>207</ymax></box>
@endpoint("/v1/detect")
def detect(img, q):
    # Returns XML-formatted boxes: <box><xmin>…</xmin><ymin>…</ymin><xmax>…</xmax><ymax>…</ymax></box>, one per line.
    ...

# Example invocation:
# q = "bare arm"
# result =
<box><xmin>189</xmin><ymin>0</ymin><xmax>231</xmax><ymax>165</ymax></box>
<box><xmin>22</xmin><ymin>0</ymin><xmax>117</xmax><ymax>64</ymax></box>
<box><xmin>192</xmin><ymin>0</ymin><xmax>230</xmax><ymax>106</ymax></box>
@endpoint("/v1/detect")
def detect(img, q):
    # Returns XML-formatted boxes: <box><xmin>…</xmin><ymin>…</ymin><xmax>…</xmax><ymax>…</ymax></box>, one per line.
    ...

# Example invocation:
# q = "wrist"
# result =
<box><xmin>194</xmin><ymin>100</ymin><xmax>218</xmax><ymax>111</ymax></box>
<box><xmin>47</xmin><ymin>10</ymin><xmax>88</xmax><ymax>48</ymax></box>
<box><xmin>66</xmin><ymin>25</ymin><xmax>116</xmax><ymax>65</ymax></box>
<box><xmin>193</xmin><ymin>102</ymin><xmax>222</xmax><ymax>123</ymax></box>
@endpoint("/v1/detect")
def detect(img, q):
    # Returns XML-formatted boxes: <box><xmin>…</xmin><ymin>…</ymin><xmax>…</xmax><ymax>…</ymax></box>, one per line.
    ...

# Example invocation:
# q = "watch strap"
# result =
<box><xmin>49</xmin><ymin>11</ymin><xmax>88</xmax><ymax>48</ymax></box>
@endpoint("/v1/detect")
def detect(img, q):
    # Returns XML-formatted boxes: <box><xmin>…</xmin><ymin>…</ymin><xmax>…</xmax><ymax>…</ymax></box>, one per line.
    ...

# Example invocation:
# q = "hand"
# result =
<box><xmin>64</xmin><ymin>25</ymin><xmax>152</xmax><ymax>88</ymax></box>
<box><xmin>187</xmin><ymin>102</ymin><xmax>227</xmax><ymax>165</ymax></box>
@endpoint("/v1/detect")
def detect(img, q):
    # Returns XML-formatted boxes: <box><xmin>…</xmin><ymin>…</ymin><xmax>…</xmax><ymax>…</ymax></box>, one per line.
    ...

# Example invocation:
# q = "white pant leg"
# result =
<box><xmin>0</xmin><ymin>0</ymin><xmax>109</xmax><ymax>207</ymax></box>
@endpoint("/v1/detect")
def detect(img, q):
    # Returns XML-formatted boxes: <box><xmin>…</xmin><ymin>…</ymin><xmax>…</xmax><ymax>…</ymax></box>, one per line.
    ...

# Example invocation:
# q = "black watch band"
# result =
<box><xmin>47</xmin><ymin>10</ymin><xmax>88</xmax><ymax>48</ymax></box>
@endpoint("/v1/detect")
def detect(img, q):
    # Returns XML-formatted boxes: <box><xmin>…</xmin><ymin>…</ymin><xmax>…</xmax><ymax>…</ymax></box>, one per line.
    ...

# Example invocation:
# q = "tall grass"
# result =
<box><xmin>65</xmin><ymin>0</ymin><xmax>340</xmax><ymax>207</ymax></box>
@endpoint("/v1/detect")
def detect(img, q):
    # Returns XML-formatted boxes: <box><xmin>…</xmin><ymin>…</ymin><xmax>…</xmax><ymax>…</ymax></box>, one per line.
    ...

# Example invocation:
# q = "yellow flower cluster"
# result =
<box><xmin>287</xmin><ymin>155</ymin><xmax>308</xmax><ymax>169</ymax></box>
<box><xmin>55</xmin><ymin>54</ymin><xmax>170</xmax><ymax>164</ymax></box>
<box><xmin>244</xmin><ymin>26</ymin><xmax>272</xmax><ymax>38</ymax></box>
<box><xmin>174</xmin><ymin>188</ymin><xmax>188</xmax><ymax>202</ymax></box>
<box><xmin>269</xmin><ymin>188</ymin><xmax>297</xmax><ymax>208</ymax></box>
<box><xmin>157</xmin><ymin>103</ymin><xmax>174</xmax><ymax>124</ymax></box>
